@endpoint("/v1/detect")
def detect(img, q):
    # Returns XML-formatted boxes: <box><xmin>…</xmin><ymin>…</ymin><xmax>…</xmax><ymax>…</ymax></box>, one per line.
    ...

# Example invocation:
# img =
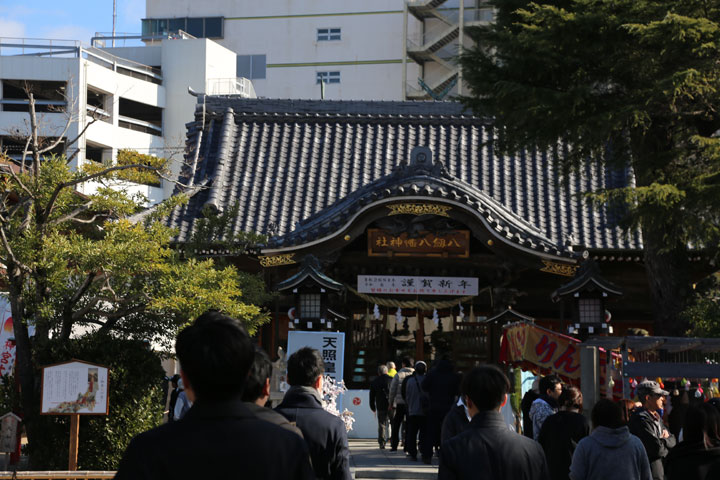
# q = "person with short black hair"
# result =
<box><xmin>404</xmin><ymin>360</ymin><xmax>430</xmax><ymax>463</ymax></box>
<box><xmin>242</xmin><ymin>345</ymin><xmax>303</xmax><ymax>437</ymax></box>
<box><xmin>570</xmin><ymin>399</ymin><xmax>652</xmax><ymax>480</ymax></box>
<box><xmin>530</xmin><ymin>374</ymin><xmax>562</xmax><ymax>441</ymax></box>
<box><xmin>537</xmin><ymin>385</ymin><xmax>590</xmax><ymax>480</ymax></box>
<box><xmin>115</xmin><ymin>311</ymin><xmax>314</xmax><ymax>480</ymax></box>
<box><xmin>628</xmin><ymin>380</ymin><xmax>677</xmax><ymax>480</ymax></box>
<box><xmin>369</xmin><ymin>364</ymin><xmax>392</xmax><ymax>449</ymax></box>
<box><xmin>276</xmin><ymin>347</ymin><xmax>351</xmax><ymax>480</ymax></box>
<box><xmin>439</xmin><ymin>365</ymin><xmax>549</xmax><ymax>480</ymax></box>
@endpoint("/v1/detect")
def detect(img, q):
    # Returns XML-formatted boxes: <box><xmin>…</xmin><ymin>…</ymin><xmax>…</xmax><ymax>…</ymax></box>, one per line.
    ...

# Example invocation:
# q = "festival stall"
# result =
<box><xmin>499</xmin><ymin>321</ymin><xmax>623</xmax><ymax>399</ymax></box>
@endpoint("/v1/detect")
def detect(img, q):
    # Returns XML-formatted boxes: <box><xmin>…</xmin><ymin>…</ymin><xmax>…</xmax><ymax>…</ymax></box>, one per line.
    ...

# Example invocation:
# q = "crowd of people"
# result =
<box><xmin>114</xmin><ymin>311</ymin><xmax>720</xmax><ymax>480</ymax></box>
<box><xmin>371</xmin><ymin>362</ymin><xmax>720</xmax><ymax>480</ymax></box>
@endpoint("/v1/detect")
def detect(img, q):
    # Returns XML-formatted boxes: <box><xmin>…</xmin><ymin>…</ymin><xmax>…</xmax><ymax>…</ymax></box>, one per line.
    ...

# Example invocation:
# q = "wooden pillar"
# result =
<box><xmin>416</xmin><ymin>310</ymin><xmax>425</xmax><ymax>361</ymax></box>
<box><xmin>68</xmin><ymin>414</ymin><xmax>79</xmax><ymax>471</ymax></box>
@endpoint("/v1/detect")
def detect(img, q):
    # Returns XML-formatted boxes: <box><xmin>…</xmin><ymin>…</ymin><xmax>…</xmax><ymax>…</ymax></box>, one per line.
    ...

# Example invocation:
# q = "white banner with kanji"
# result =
<box><xmin>357</xmin><ymin>275</ymin><xmax>479</xmax><ymax>296</ymax></box>
<box><xmin>287</xmin><ymin>331</ymin><xmax>345</xmax><ymax>384</ymax></box>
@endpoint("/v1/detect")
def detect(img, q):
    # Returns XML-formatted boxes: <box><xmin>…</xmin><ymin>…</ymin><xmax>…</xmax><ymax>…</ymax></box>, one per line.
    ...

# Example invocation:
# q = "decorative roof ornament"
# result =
<box><xmin>392</xmin><ymin>146</ymin><xmax>453</xmax><ymax>181</ymax></box>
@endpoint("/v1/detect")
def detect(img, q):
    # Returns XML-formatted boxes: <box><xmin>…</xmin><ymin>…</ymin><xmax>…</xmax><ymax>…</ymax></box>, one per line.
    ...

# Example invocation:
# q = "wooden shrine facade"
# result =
<box><xmin>161</xmin><ymin>98</ymin><xmax>710</xmax><ymax>388</ymax></box>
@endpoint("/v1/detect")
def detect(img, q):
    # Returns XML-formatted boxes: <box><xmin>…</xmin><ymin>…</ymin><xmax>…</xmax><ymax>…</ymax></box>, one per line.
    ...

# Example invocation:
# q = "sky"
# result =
<box><xmin>0</xmin><ymin>0</ymin><xmax>145</xmax><ymax>45</ymax></box>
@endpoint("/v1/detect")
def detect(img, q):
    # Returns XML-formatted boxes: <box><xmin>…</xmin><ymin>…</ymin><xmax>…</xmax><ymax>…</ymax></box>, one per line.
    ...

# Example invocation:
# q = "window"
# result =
<box><xmin>316</xmin><ymin>71</ymin><xmax>340</xmax><ymax>84</ymax></box>
<box><xmin>237</xmin><ymin>55</ymin><xmax>266</xmax><ymax>80</ymax></box>
<box><xmin>1</xmin><ymin>80</ymin><xmax>66</xmax><ymax>113</ymax></box>
<box><xmin>300</xmin><ymin>294</ymin><xmax>322</xmax><ymax>318</ymax></box>
<box><xmin>317</xmin><ymin>28</ymin><xmax>341</xmax><ymax>41</ymax></box>
<box><xmin>141</xmin><ymin>17</ymin><xmax>224</xmax><ymax>39</ymax></box>
<box><xmin>118</xmin><ymin>98</ymin><xmax>163</xmax><ymax>136</ymax></box>
<box><xmin>578</xmin><ymin>298</ymin><xmax>602</xmax><ymax>323</ymax></box>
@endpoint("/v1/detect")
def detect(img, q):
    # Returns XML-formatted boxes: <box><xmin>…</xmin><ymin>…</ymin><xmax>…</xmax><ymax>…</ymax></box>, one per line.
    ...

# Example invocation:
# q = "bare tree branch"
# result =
<box><xmin>47</xmin><ymin>201</ymin><xmax>95</xmax><ymax>225</ymax></box>
<box><xmin>20</xmin><ymin>136</ymin><xmax>31</xmax><ymax>173</ymax></box>
<box><xmin>62</xmin><ymin>114</ymin><xmax>99</xmax><ymax>158</ymax></box>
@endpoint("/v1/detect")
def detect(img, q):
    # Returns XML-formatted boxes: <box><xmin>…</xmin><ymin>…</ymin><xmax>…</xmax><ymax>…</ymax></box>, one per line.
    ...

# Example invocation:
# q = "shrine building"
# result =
<box><xmin>163</xmin><ymin>97</ymin><xmax>673</xmax><ymax>388</ymax></box>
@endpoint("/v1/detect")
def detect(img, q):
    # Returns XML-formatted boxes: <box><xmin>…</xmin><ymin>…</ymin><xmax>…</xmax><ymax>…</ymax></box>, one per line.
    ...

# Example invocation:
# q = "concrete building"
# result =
<box><xmin>140</xmin><ymin>0</ymin><xmax>492</xmax><ymax>101</ymax></box>
<box><xmin>0</xmin><ymin>36</ymin><xmax>255</xmax><ymax>201</ymax></box>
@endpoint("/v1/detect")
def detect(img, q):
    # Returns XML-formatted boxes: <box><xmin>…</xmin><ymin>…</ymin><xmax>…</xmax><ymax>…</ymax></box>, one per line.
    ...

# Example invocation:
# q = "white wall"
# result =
<box><xmin>144</xmin><ymin>0</ymin><xmax>420</xmax><ymax>100</ymax></box>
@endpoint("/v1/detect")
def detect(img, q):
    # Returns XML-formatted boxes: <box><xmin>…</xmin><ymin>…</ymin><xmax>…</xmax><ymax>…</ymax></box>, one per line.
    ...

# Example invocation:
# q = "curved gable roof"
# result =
<box><xmin>165</xmin><ymin>98</ymin><xmax>642</xmax><ymax>254</ymax></box>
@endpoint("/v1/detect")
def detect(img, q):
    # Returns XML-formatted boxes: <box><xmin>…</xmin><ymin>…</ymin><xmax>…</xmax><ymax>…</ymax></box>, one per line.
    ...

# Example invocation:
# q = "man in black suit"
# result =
<box><xmin>439</xmin><ymin>365</ymin><xmax>549</xmax><ymax>480</ymax></box>
<box><xmin>114</xmin><ymin>312</ymin><xmax>314</xmax><ymax>480</ymax></box>
<box><xmin>276</xmin><ymin>347</ymin><xmax>352</xmax><ymax>480</ymax></box>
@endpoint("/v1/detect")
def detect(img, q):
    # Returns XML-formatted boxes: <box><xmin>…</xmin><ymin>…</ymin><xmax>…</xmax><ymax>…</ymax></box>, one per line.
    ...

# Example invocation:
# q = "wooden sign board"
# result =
<box><xmin>367</xmin><ymin>229</ymin><xmax>470</xmax><ymax>258</ymax></box>
<box><xmin>41</xmin><ymin>360</ymin><xmax>109</xmax><ymax>416</ymax></box>
<box><xmin>0</xmin><ymin>413</ymin><xmax>20</xmax><ymax>453</ymax></box>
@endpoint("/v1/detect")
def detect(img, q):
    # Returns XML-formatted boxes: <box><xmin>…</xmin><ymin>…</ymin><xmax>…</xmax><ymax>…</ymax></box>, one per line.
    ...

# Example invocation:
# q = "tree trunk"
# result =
<box><xmin>641</xmin><ymin>222</ymin><xmax>693</xmax><ymax>336</ymax></box>
<box><xmin>8</xmin><ymin>281</ymin><xmax>42</xmax><ymax>466</ymax></box>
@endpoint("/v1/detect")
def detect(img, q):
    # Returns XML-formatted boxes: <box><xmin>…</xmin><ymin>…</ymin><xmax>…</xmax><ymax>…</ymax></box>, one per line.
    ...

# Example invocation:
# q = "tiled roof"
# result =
<box><xmin>166</xmin><ymin>97</ymin><xmax>642</xmax><ymax>255</ymax></box>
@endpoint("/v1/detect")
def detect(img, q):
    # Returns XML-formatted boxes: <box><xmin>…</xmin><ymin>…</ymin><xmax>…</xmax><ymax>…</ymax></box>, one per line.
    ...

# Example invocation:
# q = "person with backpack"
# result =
<box><xmin>369</xmin><ymin>364</ymin><xmax>393</xmax><ymax>449</ymax></box>
<box><xmin>403</xmin><ymin>361</ymin><xmax>430</xmax><ymax>463</ymax></box>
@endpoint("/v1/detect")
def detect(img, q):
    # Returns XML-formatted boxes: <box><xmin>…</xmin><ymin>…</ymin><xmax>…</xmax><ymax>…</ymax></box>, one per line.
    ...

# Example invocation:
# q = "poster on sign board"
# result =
<box><xmin>41</xmin><ymin>360</ymin><xmax>109</xmax><ymax>415</ymax></box>
<box><xmin>287</xmin><ymin>331</ymin><xmax>345</xmax><ymax>386</ymax></box>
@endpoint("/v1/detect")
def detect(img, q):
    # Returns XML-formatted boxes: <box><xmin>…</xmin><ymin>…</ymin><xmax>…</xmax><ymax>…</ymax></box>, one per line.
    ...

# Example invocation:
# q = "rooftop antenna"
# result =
<box><xmin>320</xmin><ymin>78</ymin><xmax>325</xmax><ymax>100</ymax></box>
<box><xmin>112</xmin><ymin>0</ymin><xmax>117</xmax><ymax>47</ymax></box>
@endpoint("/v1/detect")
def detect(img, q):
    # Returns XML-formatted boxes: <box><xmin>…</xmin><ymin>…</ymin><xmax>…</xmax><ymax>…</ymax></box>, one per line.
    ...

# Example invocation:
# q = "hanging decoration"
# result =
<box><xmin>458</xmin><ymin>303</ymin><xmax>464</xmax><ymax>321</ymax></box>
<box><xmin>348</xmin><ymin>285</ymin><xmax>475</xmax><ymax>310</ymax></box>
<box><xmin>432</xmin><ymin>309</ymin><xmax>439</xmax><ymax>326</ymax></box>
<box><xmin>395</xmin><ymin>307</ymin><xmax>403</xmax><ymax>324</ymax></box>
<box><xmin>373</xmin><ymin>304</ymin><xmax>381</xmax><ymax>320</ymax></box>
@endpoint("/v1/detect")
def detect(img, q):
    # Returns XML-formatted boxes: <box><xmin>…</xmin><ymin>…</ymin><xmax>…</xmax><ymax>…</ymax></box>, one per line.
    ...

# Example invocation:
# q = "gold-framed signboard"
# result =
<box><xmin>367</xmin><ymin>229</ymin><xmax>470</xmax><ymax>258</ymax></box>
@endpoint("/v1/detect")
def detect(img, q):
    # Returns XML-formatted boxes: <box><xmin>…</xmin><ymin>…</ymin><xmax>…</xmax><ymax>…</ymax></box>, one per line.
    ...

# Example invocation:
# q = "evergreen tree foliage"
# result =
<box><xmin>460</xmin><ymin>0</ymin><xmax>720</xmax><ymax>334</ymax></box>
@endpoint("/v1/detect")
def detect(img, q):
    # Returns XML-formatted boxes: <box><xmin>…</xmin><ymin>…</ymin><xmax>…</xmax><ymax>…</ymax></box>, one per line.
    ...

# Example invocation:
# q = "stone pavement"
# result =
<box><xmin>349</xmin><ymin>439</ymin><xmax>438</xmax><ymax>479</ymax></box>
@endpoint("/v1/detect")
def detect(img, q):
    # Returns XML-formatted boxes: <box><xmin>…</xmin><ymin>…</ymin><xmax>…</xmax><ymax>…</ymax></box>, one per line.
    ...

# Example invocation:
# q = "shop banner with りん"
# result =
<box><xmin>500</xmin><ymin>322</ymin><xmax>582</xmax><ymax>383</ymax></box>
<box><xmin>500</xmin><ymin>322</ymin><xmax>623</xmax><ymax>398</ymax></box>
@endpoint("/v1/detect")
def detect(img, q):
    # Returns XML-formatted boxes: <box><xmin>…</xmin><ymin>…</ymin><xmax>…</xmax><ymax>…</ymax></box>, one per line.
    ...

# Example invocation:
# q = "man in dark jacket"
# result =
<box><xmin>404</xmin><ymin>361</ymin><xmax>430</xmax><ymax>463</ymax></box>
<box><xmin>441</xmin><ymin>398</ymin><xmax>470</xmax><ymax>444</ymax></box>
<box><xmin>242</xmin><ymin>345</ymin><xmax>303</xmax><ymax>438</ymax></box>
<box><xmin>423</xmin><ymin>356</ymin><xmax>461</xmax><ymax>457</ymax></box>
<box><xmin>439</xmin><ymin>365</ymin><xmax>550</xmax><ymax>480</ymax></box>
<box><xmin>115</xmin><ymin>311</ymin><xmax>314</xmax><ymax>480</ymax></box>
<box><xmin>369</xmin><ymin>364</ymin><xmax>392</xmax><ymax>449</ymax></box>
<box><xmin>628</xmin><ymin>380</ymin><xmax>677</xmax><ymax>480</ymax></box>
<box><xmin>276</xmin><ymin>347</ymin><xmax>352</xmax><ymax>480</ymax></box>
